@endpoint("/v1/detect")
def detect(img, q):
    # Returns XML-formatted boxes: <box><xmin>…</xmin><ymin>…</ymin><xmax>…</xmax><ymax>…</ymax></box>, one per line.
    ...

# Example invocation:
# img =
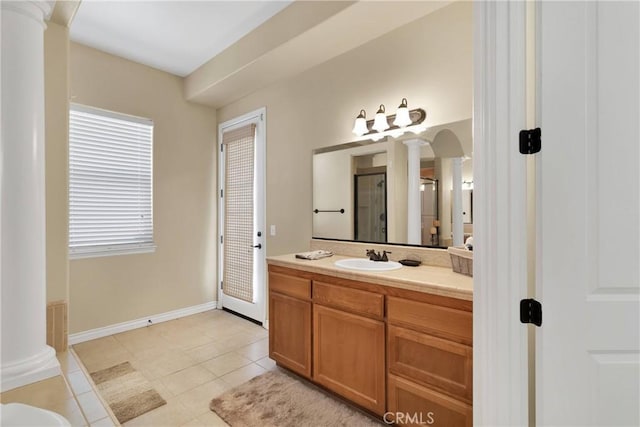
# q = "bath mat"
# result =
<box><xmin>90</xmin><ymin>361</ymin><xmax>166</xmax><ymax>424</ymax></box>
<box><xmin>209</xmin><ymin>369</ymin><xmax>383</xmax><ymax>427</ymax></box>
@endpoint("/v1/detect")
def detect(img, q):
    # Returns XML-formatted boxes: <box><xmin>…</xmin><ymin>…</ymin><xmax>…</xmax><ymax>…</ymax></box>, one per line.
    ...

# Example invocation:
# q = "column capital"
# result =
<box><xmin>1</xmin><ymin>1</ymin><xmax>54</xmax><ymax>27</ymax></box>
<box><xmin>402</xmin><ymin>138</ymin><xmax>429</xmax><ymax>148</ymax></box>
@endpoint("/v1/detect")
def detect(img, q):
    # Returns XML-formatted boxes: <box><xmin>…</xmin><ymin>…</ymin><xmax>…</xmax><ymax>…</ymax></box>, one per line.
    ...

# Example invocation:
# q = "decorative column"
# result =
<box><xmin>403</xmin><ymin>139</ymin><xmax>428</xmax><ymax>245</ymax></box>
<box><xmin>1</xmin><ymin>0</ymin><xmax>60</xmax><ymax>392</ymax></box>
<box><xmin>452</xmin><ymin>157</ymin><xmax>464</xmax><ymax>246</ymax></box>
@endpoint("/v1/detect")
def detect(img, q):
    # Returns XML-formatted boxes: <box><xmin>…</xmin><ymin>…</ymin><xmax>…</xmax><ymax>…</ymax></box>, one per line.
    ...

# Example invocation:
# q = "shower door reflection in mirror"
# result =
<box><xmin>354</xmin><ymin>172</ymin><xmax>387</xmax><ymax>242</ymax></box>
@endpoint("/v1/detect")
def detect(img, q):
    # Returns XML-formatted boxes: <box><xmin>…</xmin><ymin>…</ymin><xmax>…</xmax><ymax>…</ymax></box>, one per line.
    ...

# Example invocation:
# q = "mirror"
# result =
<box><xmin>312</xmin><ymin>118</ymin><xmax>472</xmax><ymax>248</ymax></box>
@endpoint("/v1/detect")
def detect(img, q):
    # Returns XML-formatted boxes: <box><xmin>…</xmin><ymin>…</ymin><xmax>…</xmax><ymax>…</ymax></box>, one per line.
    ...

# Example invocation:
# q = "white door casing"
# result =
<box><xmin>218</xmin><ymin>108</ymin><xmax>267</xmax><ymax>323</ymax></box>
<box><xmin>473</xmin><ymin>1</ymin><xmax>530</xmax><ymax>425</ymax></box>
<box><xmin>537</xmin><ymin>2</ymin><xmax>640</xmax><ymax>425</ymax></box>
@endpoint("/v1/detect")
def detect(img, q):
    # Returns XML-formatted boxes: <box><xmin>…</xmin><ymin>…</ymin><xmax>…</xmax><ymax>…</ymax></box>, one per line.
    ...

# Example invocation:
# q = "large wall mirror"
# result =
<box><xmin>312</xmin><ymin>118</ymin><xmax>472</xmax><ymax>248</ymax></box>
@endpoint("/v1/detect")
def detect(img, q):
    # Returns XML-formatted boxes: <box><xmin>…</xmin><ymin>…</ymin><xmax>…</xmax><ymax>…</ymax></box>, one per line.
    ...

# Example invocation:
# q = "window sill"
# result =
<box><xmin>69</xmin><ymin>243</ymin><xmax>157</xmax><ymax>260</ymax></box>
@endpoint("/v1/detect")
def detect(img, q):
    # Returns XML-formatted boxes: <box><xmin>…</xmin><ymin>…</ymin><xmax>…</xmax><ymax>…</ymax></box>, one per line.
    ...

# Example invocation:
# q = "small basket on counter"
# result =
<box><xmin>447</xmin><ymin>246</ymin><xmax>473</xmax><ymax>277</ymax></box>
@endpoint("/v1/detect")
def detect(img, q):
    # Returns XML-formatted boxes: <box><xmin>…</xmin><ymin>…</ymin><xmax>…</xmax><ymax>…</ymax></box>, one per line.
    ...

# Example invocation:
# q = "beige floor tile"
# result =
<box><xmin>219</xmin><ymin>363</ymin><xmax>267</xmax><ymax>388</ymax></box>
<box><xmin>48</xmin><ymin>396</ymin><xmax>89</xmax><ymax>427</ymax></box>
<box><xmin>200</xmin><ymin>324</ymin><xmax>246</xmax><ymax>342</ymax></box>
<box><xmin>150</xmin><ymin>378</ymin><xmax>173</xmax><ymax>400</ymax></box>
<box><xmin>73</xmin><ymin>336</ymin><xmax>127</xmax><ymax>359</ymax></box>
<box><xmin>131</xmin><ymin>350</ymin><xmax>197</xmax><ymax>380</ymax></box>
<box><xmin>58</xmin><ymin>351</ymin><xmax>82</xmax><ymax>374</ymax></box>
<box><xmin>246</xmin><ymin>328</ymin><xmax>269</xmax><ymax>341</ymax></box>
<box><xmin>159</xmin><ymin>329</ymin><xmax>216</xmax><ymax>351</ymax></box>
<box><xmin>159</xmin><ymin>364</ymin><xmax>216</xmax><ymax>396</ymax></box>
<box><xmin>116</xmin><ymin>324</ymin><xmax>165</xmax><ymax>341</ymax></box>
<box><xmin>67</xmin><ymin>370</ymin><xmax>94</xmax><ymax>396</ymax></box>
<box><xmin>200</xmin><ymin>352</ymin><xmax>252</xmax><ymax>377</ymax></box>
<box><xmin>234</xmin><ymin>338</ymin><xmax>269</xmax><ymax>361</ymax></box>
<box><xmin>184</xmin><ymin>341</ymin><xmax>228</xmax><ymax>364</ymax></box>
<box><xmin>120</xmin><ymin>405</ymin><xmax>158</xmax><ymax>427</ymax></box>
<box><xmin>126</xmin><ymin>345</ymin><xmax>168</xmax><ymax>364</ymax></box>
<box><xmin>215</xmin><ymin>331</ymin><xmax>263</xmax><ymax>351</ymax></box>
<box><xmin>90</xmin><ymin>416</ymin><xmax>117</xmax><ymax>427</ymax></box>
<box><xmin>76</xmin><ymin>391</ymin><xmax>110</xmax><ymax>423</ymax></box>
<box><xmin>174</xmin><ymin>379</ymin><xmax>230</xmax><ymax>416</ymax></box>
<box><xmin>191</xmin><ymin>410</ymin><xmax>229</xmax><ymax>426</ymax></box>
<box><xmin>73</xmin><ymin>336</ymin><xmax>132</xmax><ymax>373</ymax></box>
<box><xmin>255</xmin><ymin>356</ymin><xmax>277</xmax><ymax>371</ymax></box>
<box><xmin>0</xmin><ymin>375</ymin><xmax>72</xmax><ymax>407</ymax></box>
<box><xmin>238</xmin><ymin>322</ymin><xmax>268</xmax><ymax>337</ymax></box>
<box><xmin>80</xmin><ymin>352</ymin><xmax>133</xmax><ymax>376</ymax></box>
<box><xmin>114</xmin><ymin>328</ymin><xmax>172</xmax><ymax>355</ymax></box>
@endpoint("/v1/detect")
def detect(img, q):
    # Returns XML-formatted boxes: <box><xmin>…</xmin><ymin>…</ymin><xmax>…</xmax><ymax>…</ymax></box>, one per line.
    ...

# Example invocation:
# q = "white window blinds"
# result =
<box><xmin>69</xmin><ymin>104</ymin><xmax>155</xmax><ymax>258</ymax></box>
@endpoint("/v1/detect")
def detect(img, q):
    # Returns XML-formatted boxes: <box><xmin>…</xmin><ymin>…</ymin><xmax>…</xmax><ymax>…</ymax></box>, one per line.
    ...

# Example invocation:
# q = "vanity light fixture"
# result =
<box><xmin>393</xmin><ymin>98</ymin><xmax>412</xmax><ymax>127</ymax></box>
<box><xmin>372</xmin><ymin>105</ymin><xmax>390</xmax><ymax>133</ymax></box>
<box><xmin>352</xmin><ymin>109</ymin><xmax>368</xmax><ymax>136</ymax></box>
<box><xmin>351</xmin><ymin>98</ymin><xmax>427</xmax><ymax>140</ymax></box>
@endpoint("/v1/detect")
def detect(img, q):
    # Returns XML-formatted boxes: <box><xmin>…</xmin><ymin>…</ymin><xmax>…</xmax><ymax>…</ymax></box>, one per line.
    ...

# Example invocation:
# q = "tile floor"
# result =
<box><xmin>0</xmin><ymin>350</ymin><xmax>114</xmax><ymax>426</ymax></box>
<box><xmin>1</xmin><ymin>309</ymin><xmax>275</xmax><ymax>426</ymax></box>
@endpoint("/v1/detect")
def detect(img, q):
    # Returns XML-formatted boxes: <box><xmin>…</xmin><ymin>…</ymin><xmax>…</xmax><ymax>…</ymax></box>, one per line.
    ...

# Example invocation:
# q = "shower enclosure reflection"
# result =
<box><xmin>354</xmin><ymin>172</ymin><xmax>387</xmax><ymax>242</ymax></box>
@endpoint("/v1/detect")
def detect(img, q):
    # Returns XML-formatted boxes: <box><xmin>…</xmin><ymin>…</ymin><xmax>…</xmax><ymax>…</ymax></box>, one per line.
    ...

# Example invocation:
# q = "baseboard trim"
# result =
<box><xmin>68</xmin><ymin>301</ymin><xmax>218</xmax><ymax>345</ymax></box>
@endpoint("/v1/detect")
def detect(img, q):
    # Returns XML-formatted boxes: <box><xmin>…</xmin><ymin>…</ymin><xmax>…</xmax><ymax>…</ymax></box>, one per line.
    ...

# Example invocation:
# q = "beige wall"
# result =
<box><xmin>217</xmin><ymin>2</ymin><xmax>472</xmax><ymax>256</ymax></box>
<box><xmin>68</xmin><ymin>43</ymin><xmax>218</xmax><ymax>333</ymax></box>
<box><xmin>44</xmin><ymin>22</ymin><xmax>70</xmax><ymax>303</ymax></box>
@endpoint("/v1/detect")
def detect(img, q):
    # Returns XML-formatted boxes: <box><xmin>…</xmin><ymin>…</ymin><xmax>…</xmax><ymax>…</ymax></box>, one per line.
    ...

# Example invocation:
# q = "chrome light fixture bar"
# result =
<box><xmin>352</xmin><ymin>98</ymin><xmax>426</xmax><ymax>140</ymax></box>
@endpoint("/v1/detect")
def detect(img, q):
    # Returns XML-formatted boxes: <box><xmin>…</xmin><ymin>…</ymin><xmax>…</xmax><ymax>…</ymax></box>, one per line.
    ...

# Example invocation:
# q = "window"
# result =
<box><xmin>69</xmin><ymin>104</ymin><xmax>155</xmax><ymax>258</ymax></box>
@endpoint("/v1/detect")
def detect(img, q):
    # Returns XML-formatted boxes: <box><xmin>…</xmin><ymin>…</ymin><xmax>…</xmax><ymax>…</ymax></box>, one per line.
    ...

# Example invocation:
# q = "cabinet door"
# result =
<box><xmin>313</xmin><ymin>304</ymin><xmax>385</xmax><ymax>415</ymax></box>
<box><xmin>388</xmin><ymin>374</ymin><xmax>472</xmax><ymax>427</ymax></box>
<box><xmin>269</xmin><ymin>292</ymin><xmax>311</xmax><ymax>378</ymax></box>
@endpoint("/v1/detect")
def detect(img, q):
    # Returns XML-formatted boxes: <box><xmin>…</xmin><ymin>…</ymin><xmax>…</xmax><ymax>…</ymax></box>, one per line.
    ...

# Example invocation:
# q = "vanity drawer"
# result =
<box><xmin>269</xmin><ymin>271</ymin><xmax>311</xmax><ymax>300</ymax></box>
<box><xmin>387</xmin><ymin>374</ymin><xmax>472</xmax><ymax>427</ymax></box>
<box><xmin>313</xmin><ymin>281</ymin><xmax>384</xmax><ymax>319</ymax></box>
<box><xmin>387</xmin><ymin>296</ymin><xmax>472</xmax><ymax>344</ymax></box>
<box><xmin>388</xmin><ymin>325</ymin><xmax>472</xmax><ymax>402</ymax></box>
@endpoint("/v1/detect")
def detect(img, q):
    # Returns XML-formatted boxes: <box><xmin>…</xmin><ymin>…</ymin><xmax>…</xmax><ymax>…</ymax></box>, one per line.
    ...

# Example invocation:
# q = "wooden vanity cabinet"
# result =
<box><xmin>268</xmin><ymin>269</ymin><xmax>312</xmax><ymax>379</ymax></box>
<box><xmin>267</xmin><ymin>264</ymin><xmax>473</xmax><ymax>423</ymax></box>
<box><xmin>312</xmin><ymin>282</ymin><xmax>386</xmax><ymax>415</ymax></box>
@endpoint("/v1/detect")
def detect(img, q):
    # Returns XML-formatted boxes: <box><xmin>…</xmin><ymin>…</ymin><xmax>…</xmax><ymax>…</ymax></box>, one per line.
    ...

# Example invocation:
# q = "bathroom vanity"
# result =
<box><xmin>267</xmin><ymin>254</ymin><xmax>473</xmax><ymax>426</ymax></box>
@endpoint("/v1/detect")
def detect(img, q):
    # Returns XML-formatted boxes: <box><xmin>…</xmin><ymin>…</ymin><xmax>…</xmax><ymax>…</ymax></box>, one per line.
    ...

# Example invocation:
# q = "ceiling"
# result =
<box><xmin>70</xmin><ymin>1</ymin><xmax>292</xmax><ymax>77</ymax></box>
<box><xmin>66</xmin><ymin>1</ymin><xmax>453</xmax><ymax>107</ymax></box>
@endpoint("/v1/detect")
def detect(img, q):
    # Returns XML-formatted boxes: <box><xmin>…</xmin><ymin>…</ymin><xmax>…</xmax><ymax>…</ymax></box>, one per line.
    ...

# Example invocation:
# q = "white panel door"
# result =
<box><xmin>537</xmin><ymin>2</ymin><xmax>639</xmax><ymax>425</ymax></box>
<box><xmin>218</xmin><ymin>108</ymin><xmax>266</xmax><ymax>324</ymax></box>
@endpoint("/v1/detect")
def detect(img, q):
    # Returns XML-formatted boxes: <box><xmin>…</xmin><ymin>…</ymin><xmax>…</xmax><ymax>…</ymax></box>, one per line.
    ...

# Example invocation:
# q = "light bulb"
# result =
<box><xmin>352</xmin><ymin>109</ymin><xmax>368</xmax><ymax>136</ymax></box>
<box><xmin>372</xmin><ymin>104</ymin><xmax>389</xmax><ymax>133</ymax></box>
<box><xmin>393</xmin><ymin>98</ymin><xmax>412</xmax><ymax>128</ymax></box>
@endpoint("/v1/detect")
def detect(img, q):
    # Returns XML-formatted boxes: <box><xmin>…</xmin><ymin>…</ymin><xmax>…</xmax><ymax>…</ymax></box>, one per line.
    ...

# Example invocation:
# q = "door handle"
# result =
<box><xmin>252</xmin><ymin>244</ymin><xmax>262</xmax><ymax>249</ymax></box>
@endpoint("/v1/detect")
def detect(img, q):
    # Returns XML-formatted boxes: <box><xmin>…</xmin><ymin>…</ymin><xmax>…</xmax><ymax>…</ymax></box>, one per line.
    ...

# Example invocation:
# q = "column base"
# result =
<box><xmin>1</xmin><ymin>346</ymin><xmax>60</xmax><ymax>392</ymax></box>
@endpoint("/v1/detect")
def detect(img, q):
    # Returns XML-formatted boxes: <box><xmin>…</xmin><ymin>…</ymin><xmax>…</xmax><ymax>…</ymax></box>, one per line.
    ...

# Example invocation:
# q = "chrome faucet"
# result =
<box><xmin>366</xmin><ymin>249</ymin><xmax>392</xmax><ymax>262</ymax></box>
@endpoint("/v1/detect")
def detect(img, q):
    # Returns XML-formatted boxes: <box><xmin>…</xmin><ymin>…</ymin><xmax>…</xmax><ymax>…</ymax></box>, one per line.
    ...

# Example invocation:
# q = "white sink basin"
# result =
<box><xmin>334</xmin><ymin>258</ymin><xmax>403</xmax><ymax>272</ymax></box>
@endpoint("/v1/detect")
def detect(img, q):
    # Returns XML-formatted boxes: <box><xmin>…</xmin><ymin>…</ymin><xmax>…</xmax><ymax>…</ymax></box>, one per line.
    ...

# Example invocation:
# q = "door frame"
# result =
<box><xmin>473</xmin><ymin>1</ymin><xmax>530</xmax><ymax>425</ymax></box>
<box><xmin>217</xmin><ymin>107</ymin><xmax>267</xmax><ymax>325</ymax></box>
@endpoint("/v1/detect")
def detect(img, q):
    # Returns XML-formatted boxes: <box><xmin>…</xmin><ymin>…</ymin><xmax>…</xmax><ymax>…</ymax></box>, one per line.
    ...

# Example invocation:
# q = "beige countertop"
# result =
<box><xmin>267</xmin><ymin>254</ymin><xmax>473</xmax><ymax>301</ymax></box>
